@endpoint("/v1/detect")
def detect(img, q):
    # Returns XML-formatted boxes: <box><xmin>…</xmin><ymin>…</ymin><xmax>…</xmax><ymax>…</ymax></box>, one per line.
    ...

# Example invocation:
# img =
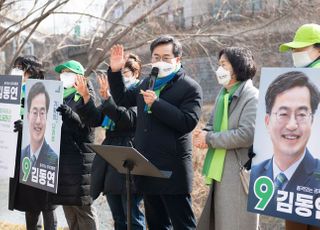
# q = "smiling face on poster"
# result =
<box><xmin>19</xmin><ymin>80</ymin><xmax>63</xmax><ymax>193</ymax></box>
<box><xmin>248</xmin><ymin>68</ymin><xmax>320</xmax><ymax>226</ymax></box>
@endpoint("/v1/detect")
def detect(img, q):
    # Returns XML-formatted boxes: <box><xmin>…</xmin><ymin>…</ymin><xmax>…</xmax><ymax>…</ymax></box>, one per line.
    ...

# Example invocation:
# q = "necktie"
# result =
<box><xmin>30</xmin><ymin>155</ymin><xmax>36</xmax><ymax>167</ymax></box>
<box><xmin>274</xmin><ymin>172</ymin><xmax>288</xmax><ymax>190</ymax></box>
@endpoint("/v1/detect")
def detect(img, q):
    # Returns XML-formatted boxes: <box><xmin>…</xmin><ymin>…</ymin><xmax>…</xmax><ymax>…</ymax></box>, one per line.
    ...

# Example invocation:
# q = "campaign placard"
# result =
<box><xmin>248</xmin><ymin>68</ymin><xmax>320</xmax><ymax>226</ymax></box>
<box><xmin>19</xmin><ymin>79</ymin><xmax>62</xmax><ymax>193</ymax></box>
<box><xmin>0</xmin><ymin>75</ymin><xmax>22</xmax><ymax>178</ymax></box>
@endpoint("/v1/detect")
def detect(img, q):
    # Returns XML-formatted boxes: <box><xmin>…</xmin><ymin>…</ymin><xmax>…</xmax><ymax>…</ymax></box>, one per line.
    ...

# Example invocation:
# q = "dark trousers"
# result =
<box><xmin>144</xmin><ymin>194</ymin><xmax>196</xmax><ymax>230</ymax></box>
<box><xmin>25</xmin><ymin>210</ymin><xmax>57</xmax><ymax>230</ymax></box>
<box><xmin>107</xmin><ymin>194</ymin><xmax>145</xmax><ymax>230</ymax></box>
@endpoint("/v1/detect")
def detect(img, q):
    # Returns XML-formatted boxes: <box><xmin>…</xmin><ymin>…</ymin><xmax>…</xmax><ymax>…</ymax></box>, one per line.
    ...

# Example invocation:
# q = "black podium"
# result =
<box><xmin>85</xmin><ymin>144</ymin><xmax>172</xmax><ymax>230</ymax></box>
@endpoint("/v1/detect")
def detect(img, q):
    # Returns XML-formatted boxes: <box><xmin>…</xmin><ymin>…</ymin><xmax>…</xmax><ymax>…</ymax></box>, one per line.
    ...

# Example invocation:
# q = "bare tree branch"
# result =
<box><xmin>89</xmin><ymin>0</ymin><xmax>120</xmax><ymax>49</ymax></box>
<box><xmin>0</xmin><ymin>0</ymin><xmax>69</xmax><ymax>48</ymax></box>
<box><xmin>88</xmin><ymin>0</ymin><xmax>142</xmax><ymax>61</ymax></box>
<box><xmin>52</xmin><ymin>11</ymin><xmax>130</xmax><ymax>30</ymax></box>
<box><xmin>196</xmin><ymin>40</ymin><xmax>216</xmax><ymax>72</ymax></box>
<box><xmin>85</xmin><ymin>0</ymin><xmax>169</xmax><ymax>75</ymax></box>
<box><xmin>0</xmin><ymin>0</ymin><xmax>6</xmax><ymax>12</ymax></box>
<box><xmin>6</xmin><ymin>19</ymin><xmax>42</xmax><ymax>73</ymax></box>
<box><xmin>0</xmin><ymin>1</ymin><xmax>51</xmax><ymax>38</ymax></box>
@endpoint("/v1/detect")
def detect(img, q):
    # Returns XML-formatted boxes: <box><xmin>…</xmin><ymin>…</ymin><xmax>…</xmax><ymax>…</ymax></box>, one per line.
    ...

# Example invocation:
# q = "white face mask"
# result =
<box><xmin>124</xmin><ymin>76</ymin><xmax>138</xmax><ymax>88</ymax></box>
<box><xmin>292</xmin><ymin>51</ymin><xmax>314</xmax><ymax>67</ymax></box>
<box><xmin>11</xmin><ymin>68</ymin><xmax>24</xmax><ymax>76</ymax></box>
<box><xmin>60</xmin><ymin>72</ymin><xmax>76</xmax><ymax>88</ymax></box>
<box><xmin>215</xmin><ymin>66</ymin><xmax>232</xmax><ymax>86</ymax></box>
<box><xmin>151</xmin><ymin>59</ymin><xmax>177</xmax><ymax>78</ymax></box>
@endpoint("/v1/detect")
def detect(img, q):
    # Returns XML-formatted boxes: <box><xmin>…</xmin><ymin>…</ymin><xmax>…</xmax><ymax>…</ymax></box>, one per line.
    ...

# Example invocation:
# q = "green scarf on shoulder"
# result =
<box><xmin>202</xmin><ymin>82</ymin><xmax>241</xmax><ymax>184</ymax></box>
<box><xmin>63</xmin><ymin>87</ymin><xmax>81</xmax><ymax>102</ymax></box>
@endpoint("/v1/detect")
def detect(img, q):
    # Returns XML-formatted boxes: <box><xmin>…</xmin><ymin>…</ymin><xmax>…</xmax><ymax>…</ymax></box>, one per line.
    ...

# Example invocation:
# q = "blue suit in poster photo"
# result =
<box><xmin>247</xmin><ymin>71</ymin><xmax>320</xmax><ymax>227</ymax></box>
<box><xmin>20</xmin><ymin>139</ymin><xmax>58</xmax><ymax>183</ymax></box>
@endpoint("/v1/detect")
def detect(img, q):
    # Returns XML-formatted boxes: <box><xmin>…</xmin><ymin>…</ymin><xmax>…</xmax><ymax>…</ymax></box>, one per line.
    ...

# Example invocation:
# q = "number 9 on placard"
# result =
<box><xmin>254</xmin><ymin>176</ymin><xmax>274</xmax><ymax>210</ymax></box>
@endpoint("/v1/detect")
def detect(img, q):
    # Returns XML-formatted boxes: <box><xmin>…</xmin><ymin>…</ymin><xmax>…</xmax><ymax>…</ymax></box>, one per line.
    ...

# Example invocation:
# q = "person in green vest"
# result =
<box><xmin>279</xmin><ymin>23</ymin><xmax>320</xmax><ymax>68</ymax></box>
<box><xmin>279</xmin><ymin>23</ymin><xmax>320</xmax><ymax>230</ymax></box>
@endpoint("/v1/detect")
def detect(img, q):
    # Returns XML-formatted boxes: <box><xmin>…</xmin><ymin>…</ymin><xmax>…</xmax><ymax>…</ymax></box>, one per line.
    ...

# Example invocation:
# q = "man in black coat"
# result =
<box><xmin>108</xmin><ymin>35</ymin><xmax>203</xmax><ymax>229</ymax></box>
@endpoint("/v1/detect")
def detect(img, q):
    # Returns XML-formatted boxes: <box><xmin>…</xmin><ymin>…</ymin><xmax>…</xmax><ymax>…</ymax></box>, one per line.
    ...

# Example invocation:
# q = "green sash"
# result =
<box><xmin>202</xmin><ymin>83</ymin><xmax>240</xmax><ymax>184</ymax></box>
<box><xmin>309</xmin><ymin>59</ymin><xmax>320</xmax><ymax>68</ymax></box>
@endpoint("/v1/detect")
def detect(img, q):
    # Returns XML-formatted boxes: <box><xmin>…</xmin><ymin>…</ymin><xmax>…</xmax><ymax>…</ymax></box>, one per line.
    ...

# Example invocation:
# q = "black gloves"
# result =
<box><xmin>13</xmin><ymin>119</ymin><xmax>23</xmax><ymax>133</ymax></box>
<box><xmin>57</xmin><ymin>104</ymin><xmax>74</xmax><ymax>120</ymax></box>
<box><xmin>56</xmin><ymin>104</ymin><xmax>84</xmax><ymax>128</ymax></box>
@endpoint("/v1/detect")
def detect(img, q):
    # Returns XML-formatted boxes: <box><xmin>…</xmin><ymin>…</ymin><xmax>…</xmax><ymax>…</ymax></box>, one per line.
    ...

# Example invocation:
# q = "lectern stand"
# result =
<box><xmin>85</xmin><ymin>144</ymin><xmax>172</xmax><ymax>230</ymax></box>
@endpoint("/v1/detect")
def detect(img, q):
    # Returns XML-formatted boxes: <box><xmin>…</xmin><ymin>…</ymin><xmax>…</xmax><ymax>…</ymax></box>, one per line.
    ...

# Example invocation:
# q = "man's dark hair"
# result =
<box><xmin>218</xmin><ymin>47</ymin><xmax>256</xmax><ymax>81</ymax></box>
<box><xmin>14</xmin><ymin>55</ymin><xmax>44</xmax><ymax>79</ymax></box>
<box><xmin>265</xmin><ymin>71</ymin><xmax>320</xmax><ymax>114</ymax></box>
<box><xmin>27</xmin><ymin>82</ymin><xmax>50</xmax><ymax>113</ymax></box>
<box><xmin>150</xmin><ymin>35</ymin><xmax>182</xmax><ymax>57</ymax></box>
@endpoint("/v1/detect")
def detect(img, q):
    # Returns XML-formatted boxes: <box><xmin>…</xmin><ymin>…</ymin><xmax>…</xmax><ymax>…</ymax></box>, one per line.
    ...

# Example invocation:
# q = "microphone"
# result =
<box><xmin>148</xmin><ymin>67</ymin><xmax>159</xmax><ymax>90</ymax></box>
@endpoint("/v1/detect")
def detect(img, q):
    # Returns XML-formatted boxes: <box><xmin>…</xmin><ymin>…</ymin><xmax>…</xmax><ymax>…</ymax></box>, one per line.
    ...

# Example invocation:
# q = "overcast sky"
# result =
<box><xmin>12</xmin><ymin>0</ymin><xmax>107</xmax><ymax>35</ymax></box>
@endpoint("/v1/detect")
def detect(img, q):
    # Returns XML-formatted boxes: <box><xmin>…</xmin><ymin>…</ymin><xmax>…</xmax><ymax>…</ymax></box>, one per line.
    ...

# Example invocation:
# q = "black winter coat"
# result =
<box><xmin>77</xmin><ymin>96</ymin><xmax>137</xmax><ymax>199</ymax></box>
<box><xmin>108</xmin><ymin>67</ymin><xmax>203</xmax><ymax>194</ymax></box>
<box><xmin>49</xmin><ymin>81</ymin><xmax>95</xmax><ymax>206</ymax></box>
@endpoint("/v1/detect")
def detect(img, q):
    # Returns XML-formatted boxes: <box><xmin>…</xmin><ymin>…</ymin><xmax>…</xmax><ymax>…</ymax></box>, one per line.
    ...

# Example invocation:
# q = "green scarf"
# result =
<box><xmin>202</xmin><ymin>82</ymin><xmax>241</xmax><ymax>184</ymax></box>
<box><xmin>309</xmin><ymin>58</ymin><xmax>320</xmax><ymax>68</ymax></box>
<box><xmin>63</xmin><ymin>87</ymin><xmax>81</xmax><ymax>102</ymax></box>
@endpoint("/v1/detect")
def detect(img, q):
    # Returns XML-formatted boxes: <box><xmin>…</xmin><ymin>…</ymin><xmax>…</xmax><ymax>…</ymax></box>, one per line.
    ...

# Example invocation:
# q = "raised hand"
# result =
<box><xmin>74</xmin><ymin>75</ymin><xmax>90</xmax><ymax>104</ymax></box>
<box><xmin>109</xmin><ymin>44</ymin><xmax>126</xmax><ymax>72</ymax></box>
<box><xmin>97</xmin><ymin>73</ymin><xmax>111</xmax><ymax>100</ymax></box>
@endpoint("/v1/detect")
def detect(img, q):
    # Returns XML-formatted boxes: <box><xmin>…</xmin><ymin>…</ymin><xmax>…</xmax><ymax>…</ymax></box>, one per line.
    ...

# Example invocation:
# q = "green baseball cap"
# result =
<box><xmin>279</xmin><ymin>23</ymin><xmax>320</xmax><ymax>52</ymax></box>
<box><xmin>54</xmin><ymin>60</ymin><xmax>85</xmax><ymax>75</ymax></box>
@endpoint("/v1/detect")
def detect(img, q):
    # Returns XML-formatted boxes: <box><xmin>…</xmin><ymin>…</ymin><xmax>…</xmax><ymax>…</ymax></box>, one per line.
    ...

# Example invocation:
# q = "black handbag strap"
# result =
<box><xmin>243</xmin><ymin>145</ymin><xmax>256</xmax><ymax>170</ymax></box>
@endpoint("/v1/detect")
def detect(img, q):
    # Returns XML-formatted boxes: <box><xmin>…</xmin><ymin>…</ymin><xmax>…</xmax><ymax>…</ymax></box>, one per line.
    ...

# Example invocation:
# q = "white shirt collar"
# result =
<box><xmin>272</xmin><ymin>150</ymin><xmax>306</xmax><ymax>185</ymax></box>
<box><xmin>30</xmin><ymin>140</ymin><xmax>44</xmax><ymax>161</ymax></box>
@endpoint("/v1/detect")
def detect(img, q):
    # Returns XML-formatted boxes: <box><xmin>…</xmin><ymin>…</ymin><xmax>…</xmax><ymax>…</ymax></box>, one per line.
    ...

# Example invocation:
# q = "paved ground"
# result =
<box><xmin>0</xmin><ymin>178</ymin><xmax>113</xmax><ymax>229</ymax></box>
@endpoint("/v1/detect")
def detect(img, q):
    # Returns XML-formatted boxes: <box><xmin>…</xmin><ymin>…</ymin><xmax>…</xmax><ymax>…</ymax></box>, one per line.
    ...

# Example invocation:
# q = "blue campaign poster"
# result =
<box><xmin>248</xmin><ymin>68</ymin><xmax>320</xmax><ymax>226</ymax></box>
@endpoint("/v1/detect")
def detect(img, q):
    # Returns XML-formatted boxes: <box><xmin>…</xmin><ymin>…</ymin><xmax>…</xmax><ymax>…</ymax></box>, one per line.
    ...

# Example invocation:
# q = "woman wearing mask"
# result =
<box><xmin>279</xmin><ymin>23</ymin><xmax>320</xmax><ymax>230</ymax></box>
<box><xmin>75</xmin><ymin>54</ymin><xmax>145</xmax><ymax>230</ymax></box>
<box><xmin>51</xmin><ymin>60</ymin><xmax>98</xmax><ymax>230</ymax></box>
<box><xmin>9</xmin><ymin>55</ymin><xmax>57</xmax><ymax>230</ymax></box>
<box><xmin>194</xmin><ymin>47</ymin><xmax>259</xmax><ymax>230</ymax></box>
